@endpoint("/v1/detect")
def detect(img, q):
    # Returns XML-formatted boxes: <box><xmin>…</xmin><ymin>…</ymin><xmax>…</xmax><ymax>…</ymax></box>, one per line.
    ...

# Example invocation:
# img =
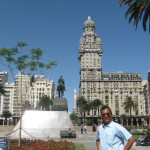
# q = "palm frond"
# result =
<box><xmin>120</xmin><ymin>0</ymin><xmax>150</xmax><ymax>32</ymax></box>
<box><xmin>143</xmin><ymin>1</ymin><xmax>150</xmax><ymax>31</ymax></box>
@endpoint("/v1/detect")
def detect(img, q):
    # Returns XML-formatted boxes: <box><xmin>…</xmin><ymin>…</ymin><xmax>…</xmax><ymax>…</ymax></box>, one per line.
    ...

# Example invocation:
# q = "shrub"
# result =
<box><xmin>85</xmin><ymin>119</ymin><xmax>93</xmax><ymax>126</ymax></box>
<box><xmin>9</xmin><ymin>139</ymin><xmax>74</xmax><ymax>150</ymax></box>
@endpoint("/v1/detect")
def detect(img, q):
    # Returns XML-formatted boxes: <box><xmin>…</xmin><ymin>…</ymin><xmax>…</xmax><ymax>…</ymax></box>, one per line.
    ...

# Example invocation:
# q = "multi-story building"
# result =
<box><xmin>1</xmin><ymin>82</ymin><xmax>14</xmax><ymax>114</ymax></box>
<box><xmin>142</xmin><ymin>80</ymin><xmax>148</xmax><ymax>114</ymax></box>
<box><xmin>146</xmin><ymin>71</ymin><xmax>150</xmax><ymax>124</ymax></box>
<box><xmin>0</xmin><ymin>71</ymin><xmax>55</xmax><ymax>124</ymax></box>
<box><xmin>76</xmin><ymin>16</ymin><xmax>146</xmax><ymax>126</ymax></box>
<box><xmin>142</xmin><ymin>71</ymin><xmax>150</xmax><ymax>125</ymax></box>
<box><xmin>73</xmin><ymin>89</ymin><xmax>79</xmax><ymax>113</ymax></box>
<box><xmin>0</xmin><ymin>71</ymin><xmax>8</xmax><ymax>85</ymax></box>
<box><xmin>0</xmin><ymin>72</ymin><xmax>13</xmax><ymax>124</ymax></box>
<box><xmin>0</xmin><ymin>72</ymin><xmax>8</xmax><ymax>113</ymax></box>
<box><xmin>29</xmin><ymin>75</ymin><xmax>55</xmax><ymax>109</ymax></box>
<box><xmin>0</xmin><ymin>72</ymin><xmax>8</xmax><ymax>114</ymax></box>
<box><xmin>13</xmin><ymin>72</ymin><xmax>32</xmax><ymax>123</ymax></box>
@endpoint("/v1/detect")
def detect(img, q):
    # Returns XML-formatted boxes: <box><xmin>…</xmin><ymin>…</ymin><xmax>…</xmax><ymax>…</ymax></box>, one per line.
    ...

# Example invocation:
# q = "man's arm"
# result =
<box><xmin>124</xmin><ymin>136</ymin><xmax>135</xmax><ymax>150</ymax></box>
<box><xmin>96</xmin><ymin>140</ymin><xmax>100</xmax><ymax>150</ymax></box>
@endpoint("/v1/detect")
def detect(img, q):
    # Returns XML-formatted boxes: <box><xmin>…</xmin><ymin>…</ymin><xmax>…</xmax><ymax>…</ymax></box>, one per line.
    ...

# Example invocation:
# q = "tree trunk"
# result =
<box><xmin>92</xmin><ymin>108</ymin><xmax>94</xmax><ymax>122</ymax></box>
<box><xmin>84</xmin><ymin>111</ymin><xmax>86</xmax><ymax>123</ymax></box>
<box><xmin>129</xmin><ymin>108</ymin><xmax>132</xmax><ymax>116</ymax></box>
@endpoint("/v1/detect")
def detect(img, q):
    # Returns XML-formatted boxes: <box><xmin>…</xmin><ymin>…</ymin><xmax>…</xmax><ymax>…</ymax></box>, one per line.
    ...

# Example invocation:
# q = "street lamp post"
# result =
<box><xmin>2</xmin><ymin>117</ymin><xmax>5</xmax><ymax>125</ymax></box>
<box><xmin>18</xmin><ymin>71</ymin><xmax>23</xmax><ymax>146</ymax></box>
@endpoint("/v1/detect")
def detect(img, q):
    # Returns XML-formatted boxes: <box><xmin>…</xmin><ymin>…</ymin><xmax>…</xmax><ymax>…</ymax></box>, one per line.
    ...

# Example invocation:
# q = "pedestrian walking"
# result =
<box><xmin>84</xmin><ymin>124</ymin><xmax>87</xmax><ymax>134</ymax></box>
<box><xmin>80</xmin><ymin>124</ymin><xmax>84</xmax><ymax>134</ymax></box>
<box><xmin>92</xmin><ymin>123</ymin><xmax>97</xmax><ymax>133</ymax></box>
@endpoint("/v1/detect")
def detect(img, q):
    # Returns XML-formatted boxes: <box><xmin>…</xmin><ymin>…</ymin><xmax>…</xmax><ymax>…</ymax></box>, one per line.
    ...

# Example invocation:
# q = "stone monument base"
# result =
<box><xmin>52</xmin><ymin>97</ymin><xmax>68</xmax><ymax>111</ymax></box>
<box><xmin>9</xmin><ymin>110</ymin><xmax>74</xmax><ymax>139</ymax></box>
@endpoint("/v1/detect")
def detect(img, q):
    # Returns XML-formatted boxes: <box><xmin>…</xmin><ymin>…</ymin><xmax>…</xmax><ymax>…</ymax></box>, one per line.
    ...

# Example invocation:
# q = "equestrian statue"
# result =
<box><xmin>57</xmin><ymin>76</ymin><xmax>66</xmax><ymax>98</ymax></box>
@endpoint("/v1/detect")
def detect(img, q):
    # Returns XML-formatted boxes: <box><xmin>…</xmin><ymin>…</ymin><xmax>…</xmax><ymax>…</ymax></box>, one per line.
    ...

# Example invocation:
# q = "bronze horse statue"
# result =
<box><xmin>57</xmin><ymin>76</ymin><xmax>66</xmax><ymax>98</ymax></box>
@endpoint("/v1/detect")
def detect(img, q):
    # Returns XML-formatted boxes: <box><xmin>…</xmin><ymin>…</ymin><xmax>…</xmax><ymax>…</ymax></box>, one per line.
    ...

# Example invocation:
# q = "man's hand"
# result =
<box><xmin>124</xmin><ymin>136</ymin><xmax>135</xmax><ymax>150</ymax></box>
<box><xmin>96</xmin><ymin>140</ymin><xmax>100</xmax><ymax>150</ymax></box>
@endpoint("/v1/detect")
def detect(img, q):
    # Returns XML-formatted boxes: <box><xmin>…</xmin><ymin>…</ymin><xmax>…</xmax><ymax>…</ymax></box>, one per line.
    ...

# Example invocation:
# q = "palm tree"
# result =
<box><xmin>120</xmin><ymin>114</ymin><xmax>128</xmax><ymax>125</ymax></box>
<box><xmin>93</xmin><ymin>99</ymin><xmax>103</xmax><ymax>117</ymax></box>
<box><xmin>122</xmin><ymin>96</ymin><xmax>137</xmax><ymax>116</ymax></box>
<box><xmin>120</xmin><ymin>0</ymin><xmax>150</xmax><ymax>32</ymax></box>
<box><xmin>89</xmin><ymin>101</ymin><xmax>95</xmax><ymax>122</ymax></box>
<box><xmin>38</xmin><ymin>95</ymin><xmax>53</xmax><ymax>111</ymax></box>
<box><xmin>76</xmin><ymin>96</ymin><xmax>87</xmax><ymax>124</ymax></box>
<box><xmin>1</xmin><ymin>110</ymin><xmax>12</xmax><ymax>125</ymax></box>
<box><xmin>89</xmin><ymin>99</ymin><xmax>103</xmax><ymax>123</ymax></box>
<box><xmin>0</xmin><ymin>84</ymin><xmax>6</xmax><ymax>95</ymax></box>
<box><xmin>83</xmin><ymin>101</ymin><xmax>91</xmax><ymax>123</ymax></box>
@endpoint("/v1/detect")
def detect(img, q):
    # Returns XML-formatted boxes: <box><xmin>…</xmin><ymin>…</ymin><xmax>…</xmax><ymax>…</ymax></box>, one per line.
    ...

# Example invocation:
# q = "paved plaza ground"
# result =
<box><xmin>0</xmin><ymin>125</ymin><xmax>150</xmax><ymax>150</ymax></box>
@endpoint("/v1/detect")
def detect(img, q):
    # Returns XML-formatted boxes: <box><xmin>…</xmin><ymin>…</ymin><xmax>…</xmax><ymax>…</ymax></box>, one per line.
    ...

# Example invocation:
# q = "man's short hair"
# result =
<box><xmin>100</xmin><ymin>105</ymin><xmax>112</xmax><ymax>115</ymax></box>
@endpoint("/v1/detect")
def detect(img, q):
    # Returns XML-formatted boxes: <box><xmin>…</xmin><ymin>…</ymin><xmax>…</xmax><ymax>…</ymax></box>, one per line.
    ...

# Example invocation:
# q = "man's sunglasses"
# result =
<box><xmin>102</xmin><ymin>113</ymin><xmax>111</xmax><ymax>117</ymax></box>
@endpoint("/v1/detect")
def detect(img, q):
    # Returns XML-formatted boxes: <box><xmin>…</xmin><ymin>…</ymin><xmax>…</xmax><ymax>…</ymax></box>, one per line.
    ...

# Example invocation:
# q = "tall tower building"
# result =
<box><xmin>78</xmin><ymin>16</ymin><xmax>103</xmax><ymax>102</ymax></box>
<box><xmin>77</xmin><ymin>17</ymin><xmax>145</xmax><ymax>125</ymax></box>
<box><xmin>78</xmin><ymin>16</ymin><xmax>103</xmax><ymax>83</ymax></box>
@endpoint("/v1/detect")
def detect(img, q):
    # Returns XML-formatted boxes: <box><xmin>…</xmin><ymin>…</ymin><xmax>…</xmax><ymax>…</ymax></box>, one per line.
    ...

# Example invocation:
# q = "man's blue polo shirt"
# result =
<box><xmin>96</xmin><ymin>121</ymin><xmax>132</xmax><ymax>150</ymax></box>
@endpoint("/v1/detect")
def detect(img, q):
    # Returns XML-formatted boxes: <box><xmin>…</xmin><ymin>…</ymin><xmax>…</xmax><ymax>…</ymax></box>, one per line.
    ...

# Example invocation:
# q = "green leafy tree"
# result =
<box><xmin>1</xmin><ymin>110</ymin><xmax>12</xmax><ymax>124</ymax></box>
<box><xmin>0</xmin><ymin>41</ymin><xmax>57</xmax><ymax>78</ymax></box>
<box><xmin>120</xmin><ymin>0</ymin><xmax>150</xmax><ymax>32</ymax></box>
<box><xmin>0</xmin><ymin>41</ymin><xmax>57</xmax><ymax>111</ymax></box>
<box><xmin>70</xmin><ymin>112</ymin><xmax>78</xmax><ymax>125</ymax></box>
<box><xmin>122</xmin><ymin>96</ymin><xmax>137</xmax><ymax>116</ymax></box>
<box><xmin>0</xmin><ymin>84</ymin><xmax>6</xmax><ymax>95</ymax></box>
<box><xmin>38</xmin><ymin>95</ymin><xmax>53</xmax><ymax>111</ymax></box>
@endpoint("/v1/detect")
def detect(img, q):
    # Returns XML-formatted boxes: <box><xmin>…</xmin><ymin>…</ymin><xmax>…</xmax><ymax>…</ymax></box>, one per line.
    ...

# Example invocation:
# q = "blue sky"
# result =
<box><xmin>0</xmin><ymin>0</ymin><xmax>149</xmax><ymax>112</ymax></box>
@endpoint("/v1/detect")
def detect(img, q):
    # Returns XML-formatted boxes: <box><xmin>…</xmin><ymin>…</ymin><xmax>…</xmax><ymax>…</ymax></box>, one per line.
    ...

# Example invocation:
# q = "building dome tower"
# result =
<box><xmin>78</xmin><ymin>16</ymin><xmax>103</xmax><ymax>100</ymax></box>
<box><xmin>84</xmin><ymin>16</ymin><xmax>95</xmax><ymax>29</ymax></box>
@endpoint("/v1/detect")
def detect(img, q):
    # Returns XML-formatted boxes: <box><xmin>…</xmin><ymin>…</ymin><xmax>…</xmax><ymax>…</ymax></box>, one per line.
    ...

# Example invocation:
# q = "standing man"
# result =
<box><xmin>80</xmin><ymin>124</ymin><xmax>84</xmax><ymax>134</ymax></box>
<box><xmin>96</xmin><ymin>105</ymin><xmax>135</xmax><ymax>150</ymax></box>
<box><xmin>84</xmin><ymin>124</ymin><xmax>87</xmax><ymax>134</ymax></box>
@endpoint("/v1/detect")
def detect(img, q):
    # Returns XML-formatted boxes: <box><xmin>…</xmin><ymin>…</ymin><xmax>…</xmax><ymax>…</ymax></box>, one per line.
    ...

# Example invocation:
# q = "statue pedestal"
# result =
<box><xmin>52</xmin><ymin>97</ymin><xmax>68</xmax><ymax>111</ymax></box>
<box><xmin>10</xmin><ymin>110</ymin><xmax>74</xmax><ymax>139</ymax></box>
